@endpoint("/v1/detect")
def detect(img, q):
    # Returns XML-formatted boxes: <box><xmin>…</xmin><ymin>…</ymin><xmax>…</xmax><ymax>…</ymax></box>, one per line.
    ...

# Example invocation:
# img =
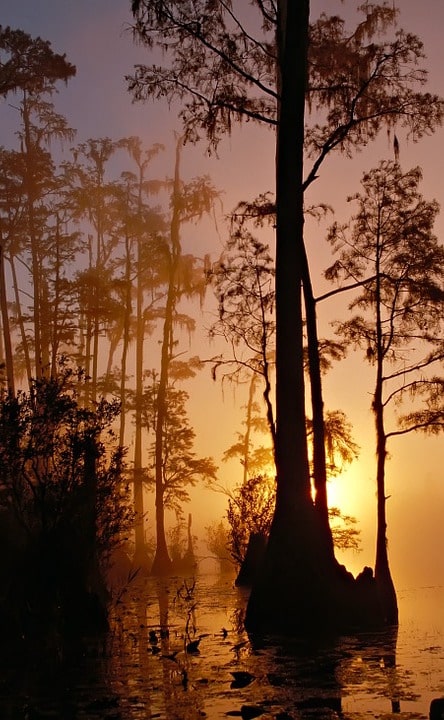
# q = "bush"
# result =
<box><xmin>0</xmin><ymin>364</ymin><xmax>133</xmax><ymax>649</ymax></box>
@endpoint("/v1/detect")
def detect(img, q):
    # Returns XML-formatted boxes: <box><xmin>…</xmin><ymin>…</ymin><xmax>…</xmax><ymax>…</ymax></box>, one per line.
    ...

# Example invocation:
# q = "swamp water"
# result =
<box><xmin>0</xmin><ymin>574</ymin><xmax>443</xmax><ymax>719</ymax></box>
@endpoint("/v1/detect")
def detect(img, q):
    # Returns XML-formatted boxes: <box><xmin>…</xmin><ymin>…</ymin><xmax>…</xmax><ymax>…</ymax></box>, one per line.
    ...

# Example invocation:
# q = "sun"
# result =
<box><xmin>326</xmin><ymin>465</ymin><xmax>371</xmax><ymax>518</ymax></box>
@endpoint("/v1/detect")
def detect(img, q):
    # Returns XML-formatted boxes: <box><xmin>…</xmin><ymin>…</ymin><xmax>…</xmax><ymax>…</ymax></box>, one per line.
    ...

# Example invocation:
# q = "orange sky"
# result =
<box><xmin>2</xmin><ymin>1</ymin><xmax>443</xmax><ymax>591</ymax></box>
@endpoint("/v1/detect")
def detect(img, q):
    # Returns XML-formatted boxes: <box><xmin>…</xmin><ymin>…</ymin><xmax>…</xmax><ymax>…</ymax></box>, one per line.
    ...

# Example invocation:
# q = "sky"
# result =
<box><xmin>1</xmin><ymin>1</ymin><xmax>444</xmax><ymax>591</ymax></box>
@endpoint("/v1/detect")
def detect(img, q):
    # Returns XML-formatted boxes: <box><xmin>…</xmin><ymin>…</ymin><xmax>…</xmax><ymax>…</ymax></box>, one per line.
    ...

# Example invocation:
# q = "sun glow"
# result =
<box><xmin>326</xmin><ymin>464</ymin><xmax>374</xmax><ymax>520</ymax></box>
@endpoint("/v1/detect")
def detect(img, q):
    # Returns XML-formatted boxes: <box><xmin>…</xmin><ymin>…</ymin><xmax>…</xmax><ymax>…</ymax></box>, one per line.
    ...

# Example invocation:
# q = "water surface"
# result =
<box><xmin>1</xmin><ymin>574</ymin><xmax>443</xmax><ymax>719</ymax></box>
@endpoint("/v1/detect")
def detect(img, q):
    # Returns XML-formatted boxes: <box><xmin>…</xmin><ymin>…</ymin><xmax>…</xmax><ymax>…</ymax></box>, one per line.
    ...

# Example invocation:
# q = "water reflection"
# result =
<box><xmin>0</xmin><ymin>575</ymin><xmax>442</xmax><ymax>719</ymax></box>
<box><xmin>244</xmin><ymin>625</ymin><xmax>405</xmax><ymax>718</ymax></box>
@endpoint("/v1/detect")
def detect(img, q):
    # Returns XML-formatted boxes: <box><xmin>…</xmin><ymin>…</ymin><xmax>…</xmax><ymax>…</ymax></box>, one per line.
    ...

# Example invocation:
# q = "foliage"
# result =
<box><xmin>129</xmin><ymin>1</ymin><xmax>277</xmax><ymax>147</ymax></box>
<box><xmin>0</xmin><ymin>362</ymin><xmax>134</xmax><ymax>648</ymax></box>
<box><xmin>128</xmin><ymin>2</ymin><xmax>444</xmax><ymax>174</ymax></box>
<box><xmin>397</xmin><ymin>377</ymin><xmax>444</xmax><ymax>434</ymax></box>
<box><xmin>328</xmin><ymin>507</ymin><xmax>361</xmax><ymax>552</ymax></box>
<box><xmin>0</xmin><ymin>25</ymin><xmax>76</xmax><ymax>96</ymax></box>
<box><xmin>326</xmin><ymin>160</ymin><xmax>444</xmax><ymax>439</ymax></box>
<box><xmin>0</xmin><ymin>363</ymin><xmax>133</xmax><ymax>564</ymax></box>
<box><xmin>308</xmin><ymin>410</ymin><xmax>360</xmax><ymax>479</ymax></box>
<box><xmin>226</xmin><ymin>473</ymin><xmax>361</xmax><ymax>568</ymax></box>
<box><xmin>205</xmin><ymin>519</ymin><xmax>232</xmax><ymax>570</ymax></box>
<box><xmin>208</xmin><ymin>223</ymin><xmax>276</xmax><ymax>450</ymax></box>
<box><xmin>142</xmin><ymin>369</ymin><xmax>218</xmax><ymax>512</ymax></box>
<box><xmin>226</xmin><ymin>475</ymin><xmax>275</xmax><ymax>567</ymax></box>
<box><xmin>305</xmin><ymin>7</ymin><xmax>444</xmax><ymax>185</ymax></box>
<box><xmin>208</xmin><ymin>217</ymin><xmax>276</xmax><ymax>385</ymax></box>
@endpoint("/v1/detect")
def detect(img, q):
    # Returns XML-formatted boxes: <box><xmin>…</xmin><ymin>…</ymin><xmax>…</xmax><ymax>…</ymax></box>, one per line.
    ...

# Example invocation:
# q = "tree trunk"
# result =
<box><xmin>23</xmin><ymin>92</ymin><xmax>44</xmax><ymax>378</ymax></box>
<box><xmin>83</xmin><ymin>235</ymin><xmax>94</xmax><ymax>405</ymax></box>
<box><xmin>133</xmin><ymin>169</ymin><xmax>149</xmax><ymax>570</ymax></box>
<box><xmin>246</xmin><ymin>0</ymin><xmax>319</xmax><ymax>631</ymax></box>
<box><xmin>91</xmin><ymin>191</ymin><xmax>103</xmax><ymax>405</ymax></box>
<box><xmin>151</xmin><ymin>484</ymin><xmax>171</xmax><ymax>575</ymax></box>
<box><xmin>151</xmin><ymin>139</ymin><xmax>183</xmax><ymax>576</ymax></box>
<box><xmin>373</xmin><ymin>380</ymin><xmax>398</xmax><ymax>624</ymax></box>
<box><xmin>301</xmin><ymin>246</ymin><xmax>334</xmax><ymax>553</ymax></box>
<box><xmin>245</xmin><ymin>0</ymin><xmax>383</xmax><ymax>634</ymax></box>
<box><xmin>40</xmin><ymin>274</ymin><xmax>51</xmax><ymax>372</ymax></box>
<box><xmin>242</xmin><ymin>374</ymin><xmax>257</xmax><ymax>485</ymax></box>
<box><xmin>119</xmin><ymin>229</ymin><xmax>132</xmax><ymax>446</ymax></box>
<box><xmin>9</xmin><ymin>254</ymin><xmax>32</xmax><ymax>388</ymax></box>
<box><xmin>50</xmin><ymin>218</ymin><xmax>62</xmax><ymax>377</ymax></box>
<box><xmin>373</xmin><ymin>256</ymin><xmax>398</xmax><ymax>623</ymax></box>
<box><xmin>0</xmin><ymin>237</ymin><xmax>15</xmax><ymax>396</ymax></box>
<box><xmin>91</xmin><ymin>286</ymin><xmax>100</xmax><ymax>404</ymax></box>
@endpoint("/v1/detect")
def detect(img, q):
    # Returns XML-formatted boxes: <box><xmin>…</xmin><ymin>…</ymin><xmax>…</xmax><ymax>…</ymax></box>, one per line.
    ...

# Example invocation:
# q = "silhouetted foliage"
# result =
<box><xmin>227</xmin><ymin>474</ymin><xmax>275</xmax><ymax>568</ymax></box>
<box><xmin>0</xmin><ymin>26</ymin><xmax>75</xmax><ymax>96</ymax></box>
<box><xmin>0</xmin><ymin>363</ymin><xmax>132</xmax><ymax>651</ymax></box>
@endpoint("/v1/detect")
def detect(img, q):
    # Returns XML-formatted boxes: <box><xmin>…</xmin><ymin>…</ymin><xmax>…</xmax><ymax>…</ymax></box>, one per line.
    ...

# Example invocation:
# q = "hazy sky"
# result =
<box><xmin>2</xmin><ymin>1</ymin><xmax>443</xmax><ymax>590</ymax></box>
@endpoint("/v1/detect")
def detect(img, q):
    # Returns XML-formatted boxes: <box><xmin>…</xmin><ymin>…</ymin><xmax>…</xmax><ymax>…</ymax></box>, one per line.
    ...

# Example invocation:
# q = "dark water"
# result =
<box><xmin>1</xmin><ymin>574</ymin><xmax>443</xmax><ymax>719</ymax></box>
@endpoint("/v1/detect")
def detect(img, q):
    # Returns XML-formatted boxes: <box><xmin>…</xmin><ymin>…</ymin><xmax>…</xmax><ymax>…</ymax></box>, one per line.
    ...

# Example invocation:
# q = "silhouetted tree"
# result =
<box><xmin>128</xmin><ymin>0</ymin><xmax>444</xmax><ymax>630</ymax></box>
<box><xmin>208</xmin><ymin>229</ymin><xmax>276</xmax><ymax>453</ymax></box>
<box><xmin>0</xmin><ymin>26</ymin><xmax>75</xmax><ymax>97</ymax></box>
<box><xmin>222</xmin><ymin>375</ymin><xmax>274</xmax><ymax>484</ymax></box>
<box><xmin>0</xmin><ymin>29</ymin><xmax>76</xmax><ymax>379</ymax></box>
<box><xmin>147</xmin><ymin>137</ymin><xmax>218</xmax><ymax>575</ymax></box>
<box><xmin>325</xmin><ymin>160</ymin><xmax>444</xmax><ymax>622</ymax></box>
<box><xmin>117</xmin><ymin>137</ymin><xmax>167</xmax><ymax>569</ymax></box>
<box><xmin>142</xmin><ymin>365</ymin><xmax>217</xmax><ymax>575</ymax></box>
<box><xmin>70</xmin><ymin>138</ymin><xmax>121</xmax><ymax>402</ymax></box>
